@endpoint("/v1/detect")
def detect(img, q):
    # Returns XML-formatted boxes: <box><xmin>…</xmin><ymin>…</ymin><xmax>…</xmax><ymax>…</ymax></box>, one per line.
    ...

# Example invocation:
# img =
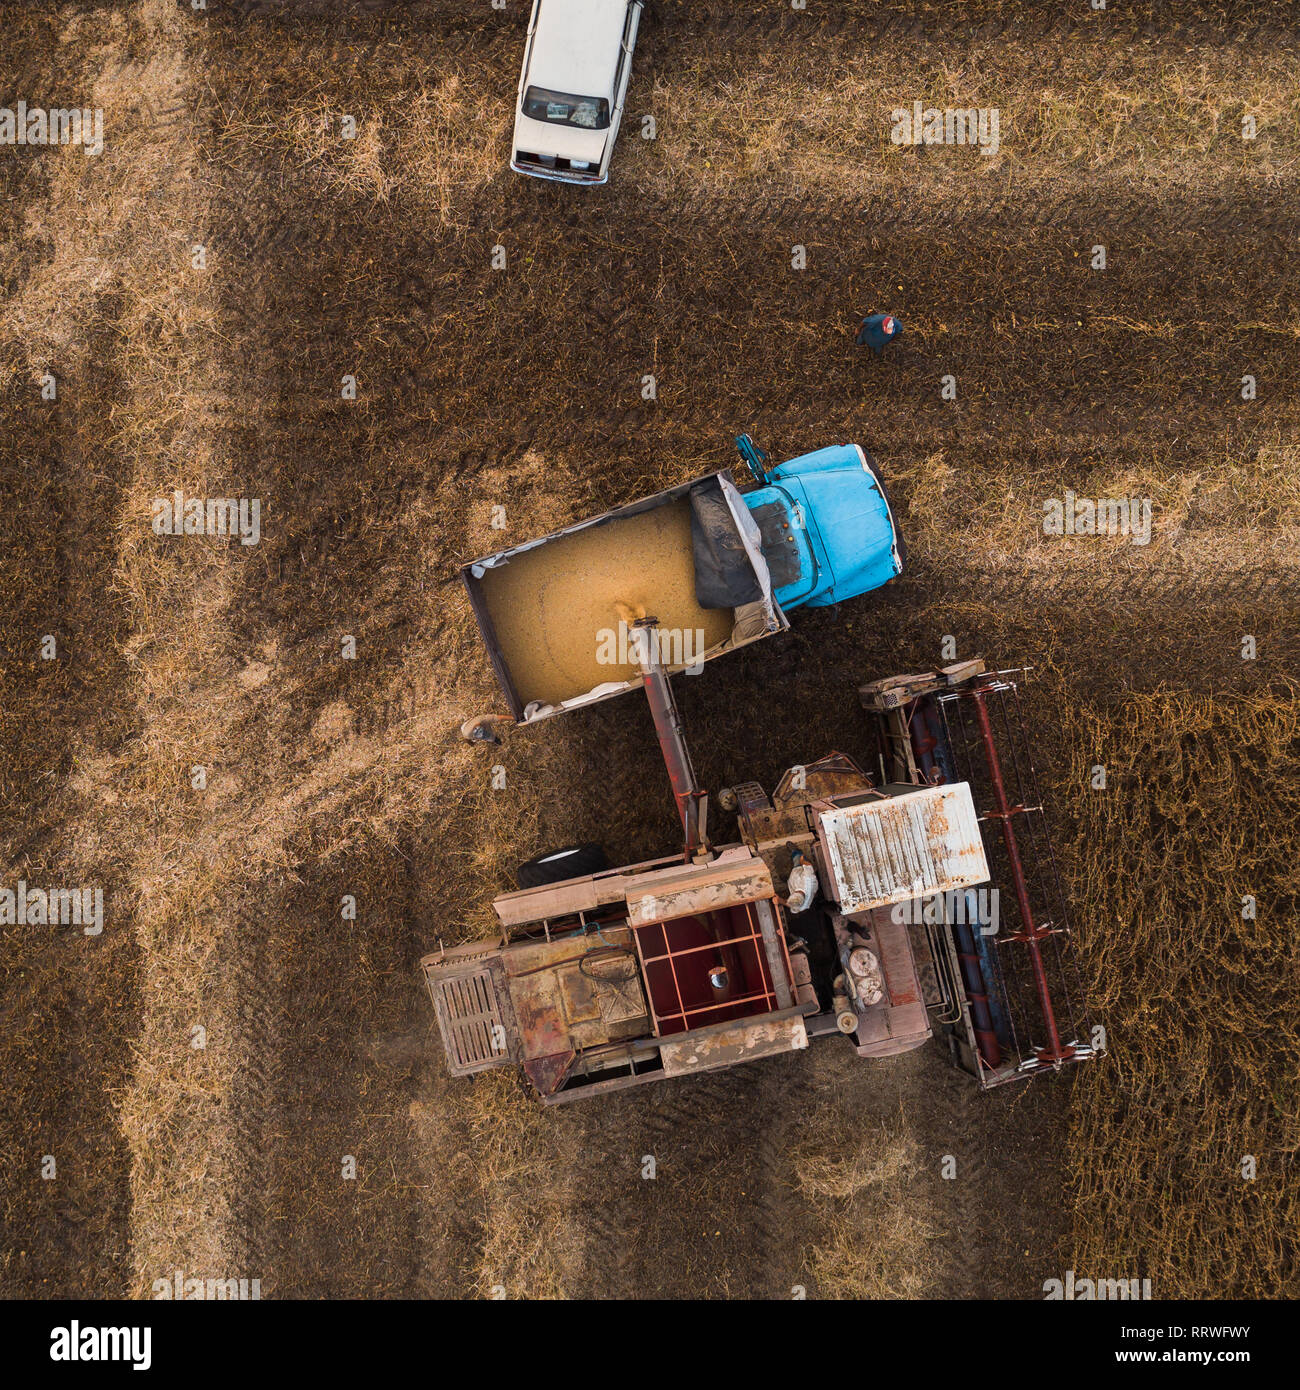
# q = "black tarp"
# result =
<box><xmin>689</xmin><ymin>483</ymin><xmax>763</xmax><ymax>609</ymax></box>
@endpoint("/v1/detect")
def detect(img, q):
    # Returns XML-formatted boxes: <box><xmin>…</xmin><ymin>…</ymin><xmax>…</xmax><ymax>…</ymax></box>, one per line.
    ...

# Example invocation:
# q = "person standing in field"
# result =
<box><xmin>856</xmin><ymin>312</ymin><xmax>902</xmax><ymax>355</ymax></box>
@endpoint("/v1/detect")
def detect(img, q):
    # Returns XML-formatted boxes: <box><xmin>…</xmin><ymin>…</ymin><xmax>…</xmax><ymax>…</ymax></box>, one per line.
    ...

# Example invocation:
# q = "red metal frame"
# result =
<box><xmin>632</xmin><ymin>899</ymin><xmax>791</xmax><ymax>1037</ymax></box>
<box><xmin>640</xmin><ymin>654</ymin><xmax>707</xmax><ymax>860</ymax></box>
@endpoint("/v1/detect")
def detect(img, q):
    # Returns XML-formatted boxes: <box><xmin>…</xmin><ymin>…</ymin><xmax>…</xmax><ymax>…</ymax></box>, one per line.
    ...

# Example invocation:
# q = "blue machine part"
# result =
<box><xmin>966</xmin><ymin>888</ymin><xmax>1012</xmax><ymax>1050</ymax></box>
<box><xmin>738</xmin><ymin>442</ymin><xmax>903</xmax><ymax>610</ymax></box>
<box><xmin>734</xmin><ymin>432</ymin><xmax>771</xmax><ymax>486</ymax></box>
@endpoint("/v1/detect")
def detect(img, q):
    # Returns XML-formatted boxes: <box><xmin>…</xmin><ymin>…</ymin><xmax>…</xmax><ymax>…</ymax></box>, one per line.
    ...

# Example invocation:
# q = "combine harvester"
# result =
<box><xmin>426</xmin><ymin>627</ymin><xmax>1099</xmax><ymax>1101</ymax></box>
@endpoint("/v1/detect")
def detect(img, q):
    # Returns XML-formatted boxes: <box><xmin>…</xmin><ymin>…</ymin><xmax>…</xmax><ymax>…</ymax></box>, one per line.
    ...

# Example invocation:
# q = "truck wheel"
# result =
<box><xmin>516</xmin><ymin>843</ymin><xmax>607</xmax><ymax>889</ymax></box>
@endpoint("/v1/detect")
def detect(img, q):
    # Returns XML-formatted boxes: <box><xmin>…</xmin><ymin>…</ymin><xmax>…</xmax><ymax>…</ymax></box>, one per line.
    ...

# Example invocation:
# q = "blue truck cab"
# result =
<box><xmin>735</xmin><ymin>435</ymin><xmax>903</xmax><ymax>610</ymax></box>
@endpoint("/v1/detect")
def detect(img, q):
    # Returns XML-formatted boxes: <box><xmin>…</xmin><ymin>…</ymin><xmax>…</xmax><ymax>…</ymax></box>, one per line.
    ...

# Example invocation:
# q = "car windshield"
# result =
<box><xmin>522</xmin><ymin>86</ymin><xmax>610</xmax><ymax>131</ymax></box>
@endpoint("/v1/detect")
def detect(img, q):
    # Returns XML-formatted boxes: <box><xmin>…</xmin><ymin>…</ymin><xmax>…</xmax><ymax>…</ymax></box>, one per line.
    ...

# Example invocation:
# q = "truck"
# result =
<box><xmin>423</xmin><ymin>647</ymin><xmax>1098</xmax><ymax>1103</ymax></box>
<box><xmin>511</xmin><ymin>0</ymin><xmax>644</xmax><ymax>185</ymax></box>
<box><xmin>460</xmin><ymin>435</ymin><xmax>903</xmax><ymax>726</ymax></box>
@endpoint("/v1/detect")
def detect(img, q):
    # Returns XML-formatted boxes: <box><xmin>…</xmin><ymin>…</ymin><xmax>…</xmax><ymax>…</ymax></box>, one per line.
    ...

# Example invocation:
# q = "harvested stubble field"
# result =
<box><xmin>1</xmin><ymin>0</ymin><xmax>1297</xmax><ymax>1300</ymax></box>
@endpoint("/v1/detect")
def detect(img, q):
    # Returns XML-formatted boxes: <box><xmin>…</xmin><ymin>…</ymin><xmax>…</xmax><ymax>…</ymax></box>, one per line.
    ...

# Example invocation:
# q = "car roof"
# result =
<box><xmin>528</xmin><ymin>0</ymin><xmax>628</xmax><ymax>96</ymax></box>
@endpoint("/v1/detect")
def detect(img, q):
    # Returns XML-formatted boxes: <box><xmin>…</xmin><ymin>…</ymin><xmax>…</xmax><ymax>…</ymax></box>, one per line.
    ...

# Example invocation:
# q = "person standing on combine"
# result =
<box><xmin>856</xmin><ymin>312</ymin><xmax>902</xmax><ymax>356</ymax></box>
<box><xmin>778</xmin><ymin>846</ymin><xmax>820</xmax><ymax>956</ymax></box>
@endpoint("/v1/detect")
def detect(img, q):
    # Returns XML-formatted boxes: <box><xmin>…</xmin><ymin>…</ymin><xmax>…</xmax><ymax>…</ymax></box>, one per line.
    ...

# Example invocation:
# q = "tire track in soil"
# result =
<box><xmin>570</xmin><ymin>1053</ymin><xmax>805</xmax><ymax>1299</ymax></box>
<box><xmin>926</xmin><ymin>1064</ymin><xmax>998</xmax><ymax>1300</ymax></box>
<box><xmin>212</xmin><ymin>845</ymin><xmax>433</xmax><ymax>1297</ymax></box>
<box><xmin>901</xmin><ymin>565</ymin><xmax>1300</xmax><ymax>612</ymax></box>
<box><xmin>749</xmin><ymin>1053</ymin><xmax>808</xmax><ymax>1299</ymax></box>
<box><xmin>75</xmin><ymin>0</ymin><xmax>293</xmax><ymax>1295</ymax></box>
<box><xmin>208</xmin><ymin>0</ymin><xmax>1300</xmax><ymax>48</ymax></box>
<box><xmin>219</xmin><ymin>898</ymin><xmax>287</xmax><ymax>1288</ymax></box>
<box><xmin>396</xmin><ymin>181</ymin><xmax>1300</xmax><ymax>463</ymax></box>
<box><xmin>922</xmin><ymin>1055</ymin><xmax>1075</xmax><ymax>1300</ymax></box>
<box><xmin>573</xmin><ymin>1070</ymin><xmax>751</xmax><ymax>1298</ymax></box>
<box><xmin>107</xmin><ymin>0</ymin><xmax>328</xmax><ymax>1296</ymax></box>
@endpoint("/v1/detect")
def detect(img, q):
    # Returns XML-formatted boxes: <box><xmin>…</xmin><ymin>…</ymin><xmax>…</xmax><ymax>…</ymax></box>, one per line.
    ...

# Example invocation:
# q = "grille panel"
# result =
<box><xmin>429</xmin><ymin>963</ymin><xmax>511</xmax><ymax>1074</ymax></box>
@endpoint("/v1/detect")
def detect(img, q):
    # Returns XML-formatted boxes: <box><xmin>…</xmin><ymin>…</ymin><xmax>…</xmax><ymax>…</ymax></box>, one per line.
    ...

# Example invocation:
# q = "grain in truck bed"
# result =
<box><xmin>478</xmin><ymin>497</ymin><xmax>735</xmax><ymax>708</ymax></box>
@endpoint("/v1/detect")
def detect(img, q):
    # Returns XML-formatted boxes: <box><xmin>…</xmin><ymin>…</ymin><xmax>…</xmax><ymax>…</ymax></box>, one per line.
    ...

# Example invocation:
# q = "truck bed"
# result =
<box><xmin>476</xmin><ymin>497</ymin><xmax>735</xmax><ymax>709</ymax></box>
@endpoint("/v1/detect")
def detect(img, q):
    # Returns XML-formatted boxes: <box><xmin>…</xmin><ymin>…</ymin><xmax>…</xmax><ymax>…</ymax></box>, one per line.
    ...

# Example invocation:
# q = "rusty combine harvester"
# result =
<box><xmin>424</xmin><ymin>643</ymin><xmax>1097</xmax><ymax>1102</ymax></box>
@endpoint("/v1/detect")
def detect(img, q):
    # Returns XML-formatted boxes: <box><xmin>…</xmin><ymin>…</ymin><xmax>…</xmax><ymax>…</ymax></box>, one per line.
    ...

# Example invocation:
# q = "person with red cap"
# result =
<box><xmin>856</xmin><ymin>312</ymin><xmax>902</xmax><ymax>355</ymax></box>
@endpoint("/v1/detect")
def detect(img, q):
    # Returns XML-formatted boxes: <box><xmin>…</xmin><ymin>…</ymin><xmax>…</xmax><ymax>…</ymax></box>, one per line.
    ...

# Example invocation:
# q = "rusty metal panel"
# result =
<box><xmin>523</xmin><ymin>1051</ymin><xmax>575</xmax><ymax>1097</ymax></box>
<box><xmin>817</xmin><ymin>782</ymin><xmax>989</xmax><ymax>915</ymax></box>
<box><xmin>858</xmin><ymin>659</ymin><xmax>987</xmax><ymax>711</ymax></box>
<box><xmin>772</xmin><ymin>752</ymin><xmax>871</xmax><ymax>806</ymax></box>
<box><xmin>505</xmin><ymin>927</ymin><xmax>649</xmax><ymax>1065</ymax></box>
<box><xmin>540</xmin><ymin>1063</ymin><xmax>665</xmax><ymax>1105</ymax></box>
<box><xmin>624</xmin><ymin>853</ymin><xmax>773</xmax><ymax>926</ymax></box>
<box><xmin>838</xmin><ymin>909</ymin><xmax>933</xmax><ymax>1058</ymax></box>
<box><xmin>659</xmin><ymin>1011</ymin><xmax>807</xmax><ymax>1078</ymax></box>
<box><xmin>492</xmin><ymin>852</ymin><xmax>689</xmax><ymax>929</ymax></box>
<box><xmin>493</xmin><ymin>877</ymin><xmax>606</xmax><ymax>928</ymax></box>
<box><xmin>753</xmin><ymin>898</ymin><xmax>795</xmax><ymax>1011</ymax></box>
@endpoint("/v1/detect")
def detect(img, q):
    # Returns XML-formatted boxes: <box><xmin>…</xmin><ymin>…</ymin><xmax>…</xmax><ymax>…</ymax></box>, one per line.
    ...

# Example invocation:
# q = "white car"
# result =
<box><xmin>511</xmin><ymin>0</ymin><xmax>643</xmax><ymax>186</ymax></box>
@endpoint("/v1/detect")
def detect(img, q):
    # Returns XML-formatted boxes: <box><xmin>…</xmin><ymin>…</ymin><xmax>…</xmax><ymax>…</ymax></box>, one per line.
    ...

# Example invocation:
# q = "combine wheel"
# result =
<box><xmin>516</xmin><ymin>843</ymin><xmax>608</xmax><ymax>889</ymax></box>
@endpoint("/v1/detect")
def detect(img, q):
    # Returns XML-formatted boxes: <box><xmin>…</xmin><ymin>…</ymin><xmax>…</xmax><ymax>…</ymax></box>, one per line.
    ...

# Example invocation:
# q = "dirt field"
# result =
<box><xmin>2</xmin><ymin>0</ymin><xmax>1297</xmax><ymax>1301</ymax></box>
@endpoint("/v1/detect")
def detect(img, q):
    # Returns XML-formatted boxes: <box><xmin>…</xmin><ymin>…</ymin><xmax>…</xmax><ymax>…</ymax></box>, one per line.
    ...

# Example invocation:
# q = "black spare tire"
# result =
<box><xmin>516</xmin><ymin>843</ymin><xmax>608</xmax><ymax>889</ymax></box>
